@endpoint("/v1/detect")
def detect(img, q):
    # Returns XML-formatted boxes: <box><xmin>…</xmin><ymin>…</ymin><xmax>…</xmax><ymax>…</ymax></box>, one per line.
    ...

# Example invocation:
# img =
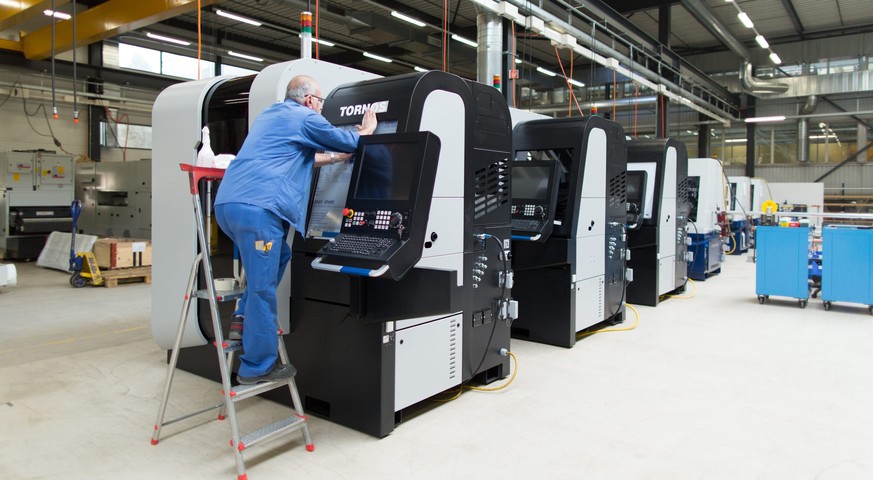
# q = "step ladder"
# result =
<box><xmin>151</xmin><ymin>164</ymin><xmax>313</xmax><ymax>480</ymax></box>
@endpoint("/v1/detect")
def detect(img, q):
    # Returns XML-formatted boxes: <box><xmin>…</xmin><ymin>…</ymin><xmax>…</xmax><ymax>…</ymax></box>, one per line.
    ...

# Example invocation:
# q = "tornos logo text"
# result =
<box><xmin>339</xmin><ymin>101</ymin><xmax>389</xmax><ymax>117</ymax></box>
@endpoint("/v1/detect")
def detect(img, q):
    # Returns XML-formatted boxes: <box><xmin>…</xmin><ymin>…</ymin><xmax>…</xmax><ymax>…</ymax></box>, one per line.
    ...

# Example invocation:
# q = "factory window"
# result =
<box><xmin>221</xmin><ymin>64</ymin><xmax>259</xmax><ymax>76</ymax></box>
<box><xmin>101</xmin><ymin>122</ymin><xmax>152</xmax><ymax>150</ymax></box>
<box><xmin>118</xmin><ymin>43</ymin><xmax>160</xmax><ymax>74</ymax></box>
<box><xmin>162</xmin><ymin>51</ymin><xmax>215</xmax><ymax>80</ymax></box>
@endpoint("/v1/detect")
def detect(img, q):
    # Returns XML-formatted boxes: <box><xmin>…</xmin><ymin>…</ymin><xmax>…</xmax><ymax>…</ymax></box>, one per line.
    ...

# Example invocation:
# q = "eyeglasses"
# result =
<box><xmin>307</xmin><ymin>94</ymin><xmax>325</xmax><ymax>103</ymax></box>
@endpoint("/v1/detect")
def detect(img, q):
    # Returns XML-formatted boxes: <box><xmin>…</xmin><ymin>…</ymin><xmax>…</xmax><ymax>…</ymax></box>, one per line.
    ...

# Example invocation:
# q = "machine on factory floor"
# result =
<box><xmin>1</xmin><ymin>151</ymin><xmax>74</xmax><ymax>259</ymax></box>
<box><xmin>151</xmin><ymin>59</ymin><xmax>380</xmax><ymax>417</ymax></box>
<box><xmin>508</xmin><ymin>117</ymin><xmax>628</xmax><ymax>347</ymax></box>
<box><xmin>726</xmin><ymin>176</ymin><xmax>752</xmax><ymax>255</ymax></box>
<box><xmin>75</xmin><ymin>159</ymin><xmax>152</xmax><ymax>239</ymax></box>
<box><xmin>686</xmin><ymin>158</ymin><xmax>727</xmax><ymax>281</ymax></box>
<box><xmin>288</xmin><ymin>70</ymin><xmax>515</xmax><ymax>437</ymax></box>
<box><xmin>625</xmin><ymin>139</ymin><xmax>690</xmax><ymax>306</ymax></box>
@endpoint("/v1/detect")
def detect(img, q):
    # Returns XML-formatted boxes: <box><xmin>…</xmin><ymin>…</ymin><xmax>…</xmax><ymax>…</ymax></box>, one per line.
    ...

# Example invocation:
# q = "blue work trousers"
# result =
<box><xmin>215</xmin><ymin>202</ymin><xmax>292</xmax><ymax>377</ymax></box>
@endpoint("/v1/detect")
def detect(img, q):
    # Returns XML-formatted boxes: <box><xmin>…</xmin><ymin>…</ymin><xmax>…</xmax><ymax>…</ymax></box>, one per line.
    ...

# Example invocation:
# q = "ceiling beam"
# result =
<box><xmin>20</xmin><ymin>0</ymin><xmax>218</xmax><ymax>60</ymax></box>
<box><xmin>780</xmin><ymin>0</ymin><xmax>805</xmax><ymax>37</ymax></box>
<box><xmin>0</xmin><ymin>0</ymin><xmax>69</xmax><ymax>33</ymax></box>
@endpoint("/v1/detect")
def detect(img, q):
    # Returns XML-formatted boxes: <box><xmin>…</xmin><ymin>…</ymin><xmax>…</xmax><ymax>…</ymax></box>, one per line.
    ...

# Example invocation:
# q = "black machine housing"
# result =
<box><xmin>509</xmin><ymin>116</ymin><xmax>628</xmax><ymax>348</ymax></box>
<box><xmin>289</xmin><ymin>71</ymin><xmax>514</xmax><ymax>437</ymax></box>
<box><xmin>625</xmin><ymin>138</ymin><xmax>690</xmax><ymax>306</ymax></box>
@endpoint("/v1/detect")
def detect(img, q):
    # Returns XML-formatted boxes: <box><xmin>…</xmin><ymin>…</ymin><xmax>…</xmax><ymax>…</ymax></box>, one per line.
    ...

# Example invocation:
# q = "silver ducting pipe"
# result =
<box><xmin>798</xmin><ymin>118</ymin><xmax>809</xmax><ymax>163</ymax></box>
<box><xmin>800</xmin><ymin>94</ymin><xmax>818</xmax><ymax>114</ymax></box>
<box><xmin>477</xmin><ymin>12</ymin><xmax>503</xmax><ymax>90</ymax></box>
<box><xmin>797</xmin><ymin>95</ymin><xmax>816</xmax><ymax>163</ymax></box>
<box><xmin>682</xmin><ymin>0</ymin><xmax>788</xmax><ymax>94</ymax></box>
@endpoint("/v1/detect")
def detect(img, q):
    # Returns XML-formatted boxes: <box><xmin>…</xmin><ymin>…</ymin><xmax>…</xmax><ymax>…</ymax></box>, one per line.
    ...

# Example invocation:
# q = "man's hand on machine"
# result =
<box><xmin>357</xmin><ymin>109</ymin><xmax>378</xmax><ymax>135</ymax></box>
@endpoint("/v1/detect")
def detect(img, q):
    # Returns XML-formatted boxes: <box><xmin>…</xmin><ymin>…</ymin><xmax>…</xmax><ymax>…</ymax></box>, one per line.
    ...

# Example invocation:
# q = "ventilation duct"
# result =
<box><xmin>797</xmin><ymin>95</ymin><xmax>817</xmax><ymax>163</ymax></box>
<box><xmin>681</xmin><ymin>0</ymin><xmax>788</xmax><ymax>95</ymax></box>
<box><xmin>477</xmin><ymin>12</ymin><xmax>502</xmax><ymax>90</ymax></box>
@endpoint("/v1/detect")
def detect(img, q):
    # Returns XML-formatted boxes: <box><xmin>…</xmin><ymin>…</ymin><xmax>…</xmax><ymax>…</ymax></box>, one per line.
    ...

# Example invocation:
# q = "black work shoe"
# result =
<box><xmin>228</xmin><ymin>315</ymin><xmax>244</xmax><ymax>341</ymax></box>
<box><xmin>236</xmin><ymin>364</ymin><xmax>297</xmax><ymax>385</ymax></box>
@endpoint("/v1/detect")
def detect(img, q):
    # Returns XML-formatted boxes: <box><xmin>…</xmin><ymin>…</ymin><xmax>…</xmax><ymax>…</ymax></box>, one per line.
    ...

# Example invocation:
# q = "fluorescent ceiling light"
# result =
<box><xmin>227</xmin><ymin>50</ymin><xmax>264</xmax><ymax>62</ymax></box>
<box><xmin>725</xmin><ymin>138</ymin><xmax>747</xmax><ymax>143</ymax></box>
<box><xmin>363</xmin><ymin>51</ymin><xmax>393</xmax><ymax>63</ymax></box>
<box><xmin>515</xmin><ymin>58</ymin><xmax>523</xmax><ymax>64</ymax></box>
<box><xmin>217</xmin><ymin>9</ymin><xmax>262</xmax><ymax>27</ymax></box>
<box><xmin>0</xmin><ymin>1</ymin><xmax>19</xmax><ymax>7</ymax></box>
<box><xmin>755</xmin><ymin>35</ymin><xmax>769</xmax><ymax>49</ymax></box>
<box><xmin>146</xmin><ymin>32</ymin><xmax>190</xmax><ymax>46</ymax></box>
<box><xmin>414</xmin><ymin>66</ymin><xmax>428</xmax><ymax>73</ymax></box>
<box><xmin>567</xmin><ymin>78</ymin><xmax>585</xmax><ymax>88</ymax></box>
<box><xmin>536</xmin><ymin>67</ymin><xmax>557</xmax><ymax>77</ymax></box>
<box><xmin>298</xmin><ymin>35</ymin><xmax>335</xmax><ymax>47</ymax></box>
<box><xmin>737</xmin><ymin>12</ymin><xmax>754</xmax><ymax>29</ymax></box>
<box><xmin>452</xmin><ymin>34</ymin><xmax>477</xmax><ymax>48</ymax></box>
<box><xmin>43</xmin><ymin>9</ymin><xmax>71</xmax><ymax>20</ymax></box>
<box><xmin>391</xmin><ymin>11</ymin><xmax>426</xmax><ymax>28</ymax></box>
<box><xmin>809</xmin><ymin>135</ymin><xmax>837</xmax><ymax>140</ymax></box>
<box><xmin>744</xmin><ymin>115</ymin><xmax>786</xmax><ymax>123</ymax></box>
<box><xmin>769</xmin><ymin>52</ymin><xmax>782</xmax><ymax>65</ymax></box>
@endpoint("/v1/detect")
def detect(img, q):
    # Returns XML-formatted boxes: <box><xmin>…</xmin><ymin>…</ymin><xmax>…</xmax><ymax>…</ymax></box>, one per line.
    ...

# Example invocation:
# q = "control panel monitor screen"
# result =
<box><xmin>512</xmin><ymin>165</ymin><xmax>551</xmax><ymax>200</ymax></box>
<box><xmin>626</xmin><ymin>171</ymin><xmax>646</xmax><ymax>206</ymax></box>
<box><xmin>353</xmin><ymin>141</ymin><xmax>419</xmax><ymax>201</ymax></box>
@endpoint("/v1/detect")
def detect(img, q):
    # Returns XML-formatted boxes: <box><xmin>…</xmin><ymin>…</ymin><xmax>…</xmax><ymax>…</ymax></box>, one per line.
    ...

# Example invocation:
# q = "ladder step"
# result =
<box><xmin>237</xmin><ymin>415</ymin><xmax>308</xmax><ymax>452</ymax></box>
<box><xmin>228</xmin><ymin>378</ymin><xmax>294</xmax><ymax>403</ymax></box>
<box><xmin>214</xmin><ymin>339</ymin><xmax>243</xmax><ymax>353</ymax></box>
<box><xmin>192</xmin><ymin>288</ymin><xmax>245</xmax><ymax>302</ymax></box>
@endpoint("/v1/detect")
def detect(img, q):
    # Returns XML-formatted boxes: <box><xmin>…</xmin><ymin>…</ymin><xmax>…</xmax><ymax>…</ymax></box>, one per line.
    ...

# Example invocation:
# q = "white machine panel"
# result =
<box><xmin>658</xmin><ymin>256</ymin><xmax>676</xmax><ymax>296</ymax></box>
<box><xmin>420</xmin><ymin>91</ymin><xmax>465</xmax><ymax>200</ymax></box>
<box><xmin>687</xmin><ymin>158</ymin><xmax>727</xmax><ymax>234</ymax></box>
<box><xmin>576</xmin><ymin>197</ymin><xmax>606</xmax><ymax>239</ymax></box>
<box><xmin>662</xmin><ymin>147</ymin><xmax>677</xmax><ymax>199</ymax></box>
<box><xmin>395</xmin><ymin>313</ymin><xmax>462</xmax><ymax>410</ymax></box>
<box><xmin>628</xmin><ymin>162</ymin><xmax>657</xmax><ymax>220</ymax></box>
<box><xmin>574</xmin><ymin>234</ymin><xmax>606</xmax><ymax>281</ymax></box>
<box><xmin>727</xmin><ymin>176</ymin><xmax>752</xmax><ymax>213</ymax></box>
<box><xmin>580</xmin><ymin>128</ymin><xmax>607</xmax><ymax>198</ymax></box>
<box><xmin>36</xmin><ymin>154</ymin><xmax>74</xmax><ymax>188</ymax></box>
<box><xmin>574</xmin><ymin>275</ymin><xmax>604</xmax><ymax>332</ymax></box>
<box><xmin>659</xmin><ymin>197</ymin><xmax>677</xmax><ymax>258</ymax></box>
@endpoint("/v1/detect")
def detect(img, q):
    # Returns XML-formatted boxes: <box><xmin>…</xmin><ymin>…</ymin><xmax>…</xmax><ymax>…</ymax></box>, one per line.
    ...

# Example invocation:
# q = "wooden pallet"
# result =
<box><xmin>100</xmin><ymin>266</ymin><xmax>152</xmax><ymax>288</ymax></box>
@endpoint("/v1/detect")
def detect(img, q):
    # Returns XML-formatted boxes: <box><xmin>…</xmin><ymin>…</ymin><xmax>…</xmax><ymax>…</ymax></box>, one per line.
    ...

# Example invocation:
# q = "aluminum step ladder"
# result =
<box><xmin>151</xmin><ymin>164</ymin><xmax>313</xmax><ymax>480</ymax></box>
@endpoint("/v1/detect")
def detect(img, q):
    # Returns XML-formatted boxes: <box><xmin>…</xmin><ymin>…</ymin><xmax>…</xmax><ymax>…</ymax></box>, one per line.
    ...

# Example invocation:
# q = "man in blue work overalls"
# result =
<box><xmin>215</xmin><ymin>75</ymin><xmax>378</xmax><ymax>384</ymax></box>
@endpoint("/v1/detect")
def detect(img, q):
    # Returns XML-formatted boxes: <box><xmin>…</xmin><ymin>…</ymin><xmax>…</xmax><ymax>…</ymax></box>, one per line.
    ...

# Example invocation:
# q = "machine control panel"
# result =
<box><xmin>314</xmin><ymin>131</ymin><xmax>441</xmax><ymax>280</ymax></box>
<box><xmin>509</xmin><ymin>160</ymin><xmax>560</xmax><ymax>241</ymax></box>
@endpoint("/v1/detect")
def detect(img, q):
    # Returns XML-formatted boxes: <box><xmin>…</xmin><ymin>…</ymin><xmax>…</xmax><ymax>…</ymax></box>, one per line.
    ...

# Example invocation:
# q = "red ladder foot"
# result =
<box><xmin>306</xmin><ymin>443</ymin><xmax>315</xmax><ymax>452</ymax></box>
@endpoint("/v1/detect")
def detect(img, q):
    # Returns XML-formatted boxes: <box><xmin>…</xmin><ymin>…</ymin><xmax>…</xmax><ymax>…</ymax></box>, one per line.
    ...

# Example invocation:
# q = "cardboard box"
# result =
<box><xmin>94</xmin><ymin>237</ymin><xmax>152</xmax><ymax>269</ymax></box>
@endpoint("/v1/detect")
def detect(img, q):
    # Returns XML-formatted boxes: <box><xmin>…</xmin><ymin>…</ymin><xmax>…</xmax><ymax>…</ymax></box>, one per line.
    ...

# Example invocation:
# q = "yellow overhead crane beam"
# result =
<box><xmin>20</xmin><ymin>0</ymin><xmax>217</xmax><ymax>60</ymax></box>
<box><xmin>0</xmin><ymin>1</ymin><xmax>69</xmax><ymax>35</ymax></box>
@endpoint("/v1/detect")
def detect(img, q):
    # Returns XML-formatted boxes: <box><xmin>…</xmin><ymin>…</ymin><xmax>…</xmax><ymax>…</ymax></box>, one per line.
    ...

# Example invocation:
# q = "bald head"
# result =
<box><xmin>285</xmin><ymin>75</ymin><xmax>321</xmax><ymax>104</ymax></box>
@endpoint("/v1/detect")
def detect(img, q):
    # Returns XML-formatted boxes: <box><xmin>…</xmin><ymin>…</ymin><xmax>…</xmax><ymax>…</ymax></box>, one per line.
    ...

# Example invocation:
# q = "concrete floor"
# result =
<box><xmin>2</xmin><ymin>254</ymin><xmax>873</xmax><ymax>480</ymax></box>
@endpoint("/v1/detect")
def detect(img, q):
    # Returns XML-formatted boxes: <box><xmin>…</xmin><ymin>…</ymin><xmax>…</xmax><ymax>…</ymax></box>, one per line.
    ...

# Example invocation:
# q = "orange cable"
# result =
<box><xmin>315</xmin><ymin>0</ymin><xmax>320</xmax><ymax>59</ymax></box>
<box><xmin>443</xmin><ymin>0</ymin><xmax>448</xmax><ymax>71</ymax></box>
<box><xmin>554</xmin><ymin>45</ymin><xmax>584</xmax><ymax>116</ymax></box>
<box><xmin>196</xmin><ymin>0</ymin><xmax>201</xmax><ymax>80</ymax></box>
<box><xmin>568</xmin><ymin>54</ymin><xmax>573</xmax><ymax>116</ymax></box>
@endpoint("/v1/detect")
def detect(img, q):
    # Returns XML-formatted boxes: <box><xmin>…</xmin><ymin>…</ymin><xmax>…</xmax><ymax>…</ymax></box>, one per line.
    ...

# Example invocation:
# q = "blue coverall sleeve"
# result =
<box><xmin>299</xmin><ymin>114</ymin><xmax>361</xmax><ymax>153</ymax></box>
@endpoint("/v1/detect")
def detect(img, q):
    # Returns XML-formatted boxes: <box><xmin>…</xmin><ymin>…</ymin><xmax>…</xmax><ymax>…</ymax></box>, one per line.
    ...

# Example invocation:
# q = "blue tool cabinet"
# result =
<box><xmin>822</xmin><ymin>226</ymin><xmax>873</xmax><ymax>314</ymax></box>
<box><xmin>755</xmin><ymin>225</ymin><xmax>811</xmax><ymax>308</ymax></box>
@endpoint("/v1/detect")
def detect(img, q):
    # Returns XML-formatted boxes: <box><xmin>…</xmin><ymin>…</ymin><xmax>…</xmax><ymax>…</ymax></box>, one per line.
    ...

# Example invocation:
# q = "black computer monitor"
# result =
<box><xmin>626</xmin><ymin>171</ymin><xmax>647</xmax><ymax>206</ymax></box>
<box><xmin>511</xmin><ymin>164</ymin><xmax>551</xmax><ymax>201</ymax></box>
<box><xmin>353</xmin><ymin>142</ymin><xmax>419</xmax><ymax>201</ymax></box>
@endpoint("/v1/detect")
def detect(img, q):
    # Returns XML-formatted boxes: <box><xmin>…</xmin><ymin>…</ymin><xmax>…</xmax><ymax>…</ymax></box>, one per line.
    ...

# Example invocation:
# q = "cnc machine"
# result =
<box><xmin>509</xmin><ymin>117</ymin><xmax>628</xmax><ymax>347</ymax></box>
<box><xmin>287</xmin><ymin>71</ymin><xmax>514</xmax><ymax>437</ymax></box>
<box><xmin>625</xmin><ymin>139</ymin><xmax>690</xmax><ymax>306</ymax></box>
<box><xmin>686</xmin><ymin>158</ymin><xmax>726</xmax><ymax>280</ymax></box>
<box><xmin>726</xmin><ymin>175</ymin><xmax>752</xmax><ymax>254</ymax></box>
